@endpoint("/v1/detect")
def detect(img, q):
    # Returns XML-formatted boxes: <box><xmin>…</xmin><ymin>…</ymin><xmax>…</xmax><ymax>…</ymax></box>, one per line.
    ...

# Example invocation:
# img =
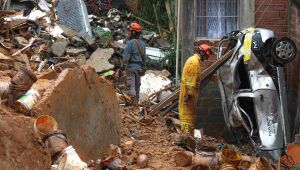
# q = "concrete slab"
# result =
<box><xmin>86</xmin><ymin>48</ymin><xmax>114</xmax><ymax>73</ymax></box>
<box><xmin>51</xmin><ymin>41</ymin><xmax>69</xmax><ymax>57</ymax></box>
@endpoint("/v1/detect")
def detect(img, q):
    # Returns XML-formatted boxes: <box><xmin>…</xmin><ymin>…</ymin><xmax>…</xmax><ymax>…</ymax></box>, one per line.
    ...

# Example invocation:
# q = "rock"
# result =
<box><xmin>156</xmin><ymin>38</ymin><xmax>171</xmax><ymax>48</ymax></box>
<box><xmin>76</xmin><ymin>54</ymin><xmax>86</xmax><ymax>66</ymax></box>
<box><xmin>81</xmin><ymin>34</ymin><xmax>96</xmax><ymax>49</ymax></box>
<box><xmin>51</xmin><ymin>41</ymin><xmax>69</xmax><ymax>57</ymax></box>
<box><xmin>31</xmin><ymin>66</ymin><xmax>121</xmax><ymax>161</ymax></box>
<box><xmin>136</xmin><ymin>154</ymin><xmax>148</xmax><ymax>168</ymax></box>
<box><xmin>86</xmin><ymin>48</ymin><xmax>114</xmax><ymax>73</ymax></box>
<box><xmin>59</xmin><ymin>24</ymin><xmax>79</xmax><ymax>38</ymax></box>
<box><xmin>107</xmin><ymin>144</ymin><xmax>122</xmax><ymax>157</ymax></box>
<box><xmin>70</xmin><ymin>36</ymin><xmax>84</xmax><ymax>47</ymax></box>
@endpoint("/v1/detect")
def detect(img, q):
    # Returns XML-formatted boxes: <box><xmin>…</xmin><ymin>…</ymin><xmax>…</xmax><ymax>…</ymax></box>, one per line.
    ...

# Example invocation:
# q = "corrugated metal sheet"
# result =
<box><xmin>56</xmin><ymin>0</ymin><xmax>92</xmax><ymax>36</ymax></box>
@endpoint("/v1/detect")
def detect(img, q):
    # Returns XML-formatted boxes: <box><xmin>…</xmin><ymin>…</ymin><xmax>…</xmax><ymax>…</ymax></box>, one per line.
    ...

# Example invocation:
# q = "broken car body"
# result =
<box><xmin>217</xmin><ymin>28</ymin><xmax>297</xmax><ymax>160</ymax></box>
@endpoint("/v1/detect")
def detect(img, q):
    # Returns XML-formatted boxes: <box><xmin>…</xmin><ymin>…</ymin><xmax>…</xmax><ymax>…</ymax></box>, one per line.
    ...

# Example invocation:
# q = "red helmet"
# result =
<box><xmin>129</xmin><ymin>23</ymin><xmax>142</xmax><ymax>33</ymax></box>
<box><xmin>198</xmin><ymin>44</ymin><xmax>212</xmax><ymax>57</ymax></box>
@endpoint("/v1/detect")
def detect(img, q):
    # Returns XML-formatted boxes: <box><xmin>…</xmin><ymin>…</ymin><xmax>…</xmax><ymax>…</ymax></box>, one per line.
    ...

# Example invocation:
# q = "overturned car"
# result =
<box><xmin>217</xmin><ymin>28</ymin><xmax>297</xmax><ymax>160</ymax></box>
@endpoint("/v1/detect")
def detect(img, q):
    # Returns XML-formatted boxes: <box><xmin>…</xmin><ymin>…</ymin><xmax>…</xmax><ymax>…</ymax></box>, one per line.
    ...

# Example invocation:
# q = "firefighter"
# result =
<box><xmin>122</xmin><ymin>23</ymin><xmax>146</xmax><ymax>105</ymax></box>
<box><xmin>179</xmin><ymin>44</ymin><xmax>212</xmax><ymax>134</ymax></box>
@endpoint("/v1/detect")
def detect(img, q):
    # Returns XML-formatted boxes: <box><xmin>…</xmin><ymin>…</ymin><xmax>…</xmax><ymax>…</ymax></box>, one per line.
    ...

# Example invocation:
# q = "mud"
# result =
<box><xmin>0</xmin><ymin>108</ymin><xmax>51</xmax><ymax>170</ymax></box>
<box><xmin>120</xmin><ymin>106</ymin><xmax>190</xmax><ymax>170</ymax></box>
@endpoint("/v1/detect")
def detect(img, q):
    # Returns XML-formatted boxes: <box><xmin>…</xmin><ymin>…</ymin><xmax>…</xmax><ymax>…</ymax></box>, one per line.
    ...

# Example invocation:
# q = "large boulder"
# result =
<box><xmin>31</xmin><ymin>65</ymin><xmax>121</xmax><ymax>161</ymax></box>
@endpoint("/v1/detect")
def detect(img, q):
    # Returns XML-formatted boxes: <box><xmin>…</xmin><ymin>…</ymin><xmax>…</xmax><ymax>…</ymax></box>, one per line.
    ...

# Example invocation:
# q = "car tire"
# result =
<box><xmin>271</xmin><ymin>37</ymin><xmax>297</xmax><ymax>64</ymax></box>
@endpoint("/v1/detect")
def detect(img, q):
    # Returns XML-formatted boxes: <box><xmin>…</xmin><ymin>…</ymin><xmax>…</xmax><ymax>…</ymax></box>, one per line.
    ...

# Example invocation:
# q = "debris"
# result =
<box><xmin>70</xmin><ymin>36</ymin><xmax>84</xmax><ymax>48</ymax></box>
<box><xmin>13</xmin><ymin>36</ymin><xmax>29</xmax><ymax>48</ymax></box>
<box><xmin>15</xmin><ymin>78</ymin><xmax>52</xmax><ymax>114</ymax></box>
<box><xmin>174</xmin><ymin>151</ymin><xmax>193</xmax><ymax>167</ymax></box>
<box><xmin>65</xmin><ymin>47</ymin><xmax>87</xmax><ymax>56</ymax></box>
<box><xmin>136</xmin><ymin>154</ymin><xmax>148</xmax><ymax>168</ymax></box>
<box><xmin>139</xmin><ymin>71</ymin><xmax>172</xmax><ymax>103</ymax></box>
<box><xmin>12</xmin><ymin>38</ymin><xmax>35</xmax><ymax>57</ymax></box>
<box><xmin>43</xmin><ymin>130</ymin><xmax>68</xmax><ymax>162</ymax></box>
<box><xmin>248</xmin><ymin>157</ymin><xmax>273</xmax><ymax>170</ymax></box>
<box><xmin>9</xmin><ymin>67</ymin><xmax>37</xmax><ymax>106</ymax></box>
<box><xmin>56</xmin><ymin>146</ymin><xmax>88</xmax><ymax>170</ymax></box>
<box><xmin>34</xmin><ymin>115</ymin><xmax>58</xmax><ymax>136</ymax></box>
<box><xmin>51</xmin><ymin>40</ymin><xmax>69</xmax><ymax>57</ymax></box>
<box><xmin>221</xmin><ymin>149</ymin><xmax>242</xmax><ymax>166</ymax></box>
<box><xmin>145</xmin><ymin>47</ymin><xmax>166</xmax><ymax>60</ymax></box>
<box><xmin>0</xmin><ymin>81</ymin><xmax>10</xmax><ymax>100</ymax></box>
<box><xmin>86</xmin><ymin>48</ymin><xmax>114</xmax><ymax>73</ymax></box>
<box><xmin>191</xmin><ymin>164</ymin><xmax>211</xmax><ymax>170</ymax></box>
<box><xmin>15</xmin><ymin>88</ymin><xmax>41</xmax><ymax>115</ymax></box>
<box><xmin>219</xmin><ymin>163</ymin><xmax>237</xmax><ymax>170</ymax></box>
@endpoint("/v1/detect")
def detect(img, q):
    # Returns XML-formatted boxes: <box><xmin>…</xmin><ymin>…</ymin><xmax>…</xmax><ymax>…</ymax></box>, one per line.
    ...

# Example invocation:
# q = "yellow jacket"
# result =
<box><xmin>179</xmin><ymin>53</ymin><xmax>202</xmax><ymax>133</ymax></box>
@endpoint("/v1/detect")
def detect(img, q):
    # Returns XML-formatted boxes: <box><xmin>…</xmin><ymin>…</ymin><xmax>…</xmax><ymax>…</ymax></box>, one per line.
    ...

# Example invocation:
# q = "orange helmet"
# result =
<box><xmin>198</xmin><ymin>44</ymin><xmax>212</xmax><ymax>57</ymax></box>
<box><xmin>129</xmin><ymin>23</ymin><xmax>142</xmax><ymax>33</ymax></box>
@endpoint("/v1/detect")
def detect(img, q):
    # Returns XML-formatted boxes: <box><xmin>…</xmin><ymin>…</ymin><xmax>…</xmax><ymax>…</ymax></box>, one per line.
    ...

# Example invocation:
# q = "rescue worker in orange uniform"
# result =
<box><xmin>179</xmin><ymin>44</ymin><xmax>213</xmax><ymax>134</ymax></box>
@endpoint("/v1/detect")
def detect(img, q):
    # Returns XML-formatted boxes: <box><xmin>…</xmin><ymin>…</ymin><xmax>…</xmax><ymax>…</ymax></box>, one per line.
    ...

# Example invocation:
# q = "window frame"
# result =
<box><xmin>194</xmin><ymin>0</ymin><xmax>254</xmax><ymax>40</ymax></box>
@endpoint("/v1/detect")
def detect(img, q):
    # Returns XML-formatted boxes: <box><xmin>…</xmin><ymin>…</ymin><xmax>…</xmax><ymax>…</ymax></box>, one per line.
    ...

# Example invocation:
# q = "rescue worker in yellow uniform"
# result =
<box><xmin>179</xmin><ymin>44</ymin><xmax>213</xmax><ymax>134</ymax></box>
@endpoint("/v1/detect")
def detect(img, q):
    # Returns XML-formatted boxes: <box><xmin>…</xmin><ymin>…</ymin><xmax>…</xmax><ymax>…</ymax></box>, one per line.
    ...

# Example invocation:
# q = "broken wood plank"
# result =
<box><xmin>148</xmin><ymin>49</ymin><xmax>234</xmax><ymax>116</ymax></box>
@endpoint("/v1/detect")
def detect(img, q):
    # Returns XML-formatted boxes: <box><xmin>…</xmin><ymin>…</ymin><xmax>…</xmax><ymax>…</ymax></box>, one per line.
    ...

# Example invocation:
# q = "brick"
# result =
<box><xmin>255</xmin><ymin>0</ymin><xmax>288</xmax><ymax>4</ymax></box>
<box><xmin>256</xmin><ymin>19</ymin><xmax>288</xmax><ymax>25</ymax></box>
<box><xmin>255</xmin><ymin>5</ymin><xmax>288</xmax><ymax>11</ymax></box>
<box><xmin>255</xmin><ymin>12</ymin><xmax>279</xmax><ymax>19</ymax></box>
<box><xmin>255</xmin><ymin>25</ymin><xmax>288</xmax><ymax>33</ymax></box>
<box><xmin>276</xmin><ymin>32</ymin><xmax>288</xmax><ymax>38</ymax></box>
<box><xmin>280</xmin><ymin>11</ymin><xmax>288</xmax><ymax>18</ymax></box>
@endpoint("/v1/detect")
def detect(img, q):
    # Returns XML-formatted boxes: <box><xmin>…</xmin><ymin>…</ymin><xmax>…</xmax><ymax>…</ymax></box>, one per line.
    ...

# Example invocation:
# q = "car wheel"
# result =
<box><xmin>271</xmin><ymin>37</ymin><xmax>297</xmax><ymax>64</ymax></box>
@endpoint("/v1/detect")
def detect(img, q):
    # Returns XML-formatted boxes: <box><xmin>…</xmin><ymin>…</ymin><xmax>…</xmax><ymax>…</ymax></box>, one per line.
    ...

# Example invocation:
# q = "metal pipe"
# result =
<box><xmin>277</xmin><ymin>67</ymin><xmax>290</xmax><ymax>147</ymax></box>
<box><xmin>175</xmin><ymin>0</ymin><xmax>181</xmax><ymax>87</ymax></box>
